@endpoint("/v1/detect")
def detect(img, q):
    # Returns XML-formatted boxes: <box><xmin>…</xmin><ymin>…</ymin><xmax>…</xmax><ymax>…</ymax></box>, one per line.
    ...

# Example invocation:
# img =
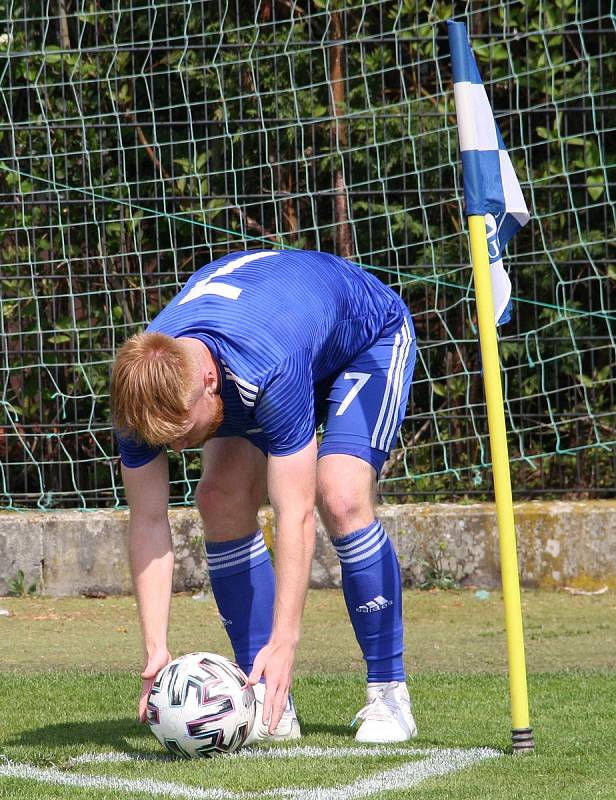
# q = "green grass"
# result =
<box><xmin>1</xmin><ymin>590</ymin><xmax>615</xmax><ymax>798</ymax></box>
<box><xmin>1</xmin><ymin>672</ymin><xmax>615</xmax><ymax>799</ymax></box>
<box><xmin>2</xmin><ymin>589</ymin><xmax>614</xmax><ymax>674</ymax></box>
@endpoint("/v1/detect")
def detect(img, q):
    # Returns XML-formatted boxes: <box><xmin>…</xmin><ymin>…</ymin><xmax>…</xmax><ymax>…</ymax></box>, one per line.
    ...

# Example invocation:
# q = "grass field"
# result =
<box><xmin>1</xmin><ymin>589</ymin><xmax>615</xmax><ymax>799</ymax></box>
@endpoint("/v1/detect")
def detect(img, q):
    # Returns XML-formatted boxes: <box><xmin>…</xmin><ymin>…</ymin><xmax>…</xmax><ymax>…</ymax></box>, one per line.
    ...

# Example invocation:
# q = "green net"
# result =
<box><xmin>0</xmin><ymin>0</ymin><xmax>614</xmax><ymax>509</ymax></box>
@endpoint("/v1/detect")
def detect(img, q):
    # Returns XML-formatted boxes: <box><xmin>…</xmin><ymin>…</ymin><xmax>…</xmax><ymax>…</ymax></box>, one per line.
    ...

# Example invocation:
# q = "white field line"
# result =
<box><xmin>0</xmin><ymin>760</ymin><xmax>245</xmax><ymax>800</ymax></box>
<box><xmin>67</xmin><ymin>745</ymin><xmax>423</xmax><ymax>765</ymax></box>
<box><xmin>267</xmin><ymin>747</ymin><xmax>502</xmax><ymax>800</ymax></box>
<box><xmin>0</xmin><ymin>745</ymin><xmax>502</xmax><ymax>799</ymax></box>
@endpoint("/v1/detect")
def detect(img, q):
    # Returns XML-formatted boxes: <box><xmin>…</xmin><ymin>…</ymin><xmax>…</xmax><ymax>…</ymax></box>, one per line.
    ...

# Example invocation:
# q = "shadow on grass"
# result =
<box><xmin>300</xmin><ymin>721</ymin><xmax>361</xmax><ymax>738</ymax></box>
<box><xmin>8</xmin><ymin>717</ymin><xmax>151</xmax><ymax>755</ymax></box>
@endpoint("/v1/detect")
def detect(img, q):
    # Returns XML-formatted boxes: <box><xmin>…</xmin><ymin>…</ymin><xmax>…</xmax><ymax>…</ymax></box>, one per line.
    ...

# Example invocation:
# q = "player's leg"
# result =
<box><xmin>317</xmin><ymin>455</ymin><xmax>405</xmax><ymax>684</ymax></box>
<box><xmin>317</xmin><ymin>454</ymin><xmax>414</xmax><ymax>743</ymax></box>
<box><xmin>196</xmin><ymin>436</ymin><xmax>271</xmax><ymax>676</ymax></box>
<box><xmin>317</xmin><ymin>312</ymin><xmax>417</xmax><ymax>742</ymax></box>
<box><xmin>196</xmin><ymin>436</ymin><xmax>300</xmax><ymax>742</ymax></box>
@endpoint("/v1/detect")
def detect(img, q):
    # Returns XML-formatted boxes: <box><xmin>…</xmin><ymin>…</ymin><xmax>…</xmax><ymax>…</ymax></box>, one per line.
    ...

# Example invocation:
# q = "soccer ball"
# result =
<box><xmin>146</xmin><ymin>652</ymin><xmax>256</xmax><ymax>758</ymax></box>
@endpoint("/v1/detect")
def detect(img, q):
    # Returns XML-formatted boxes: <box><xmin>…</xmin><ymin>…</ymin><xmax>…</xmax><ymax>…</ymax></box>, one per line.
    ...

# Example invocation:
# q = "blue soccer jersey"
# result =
<box><xmin>117</xmin><ymin>249</ymin><xmax>412</xmax><ymax>468</ymax></box>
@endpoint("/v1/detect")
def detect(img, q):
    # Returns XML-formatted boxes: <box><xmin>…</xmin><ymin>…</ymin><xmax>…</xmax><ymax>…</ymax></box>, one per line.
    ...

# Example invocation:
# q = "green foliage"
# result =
<box><xmin>7</xmin><ymin>570</ymin><xmax>38</xmax><ymax>597</ymax></box>
<box><xmin>417</xmin><ymin>542</ymin><xmax>460</xmax><ymax>591</ymax></box>
<box><xmin>0</xmin><ymin>0</ymin><xmax>613</xmax><ymax>507</ymax></box>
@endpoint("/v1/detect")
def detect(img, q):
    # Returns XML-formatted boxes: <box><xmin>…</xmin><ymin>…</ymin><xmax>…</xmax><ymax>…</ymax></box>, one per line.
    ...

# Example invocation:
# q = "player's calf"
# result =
<box><xmin>331</xmin><ymin>520</ymin><xmax>405</xmax><ymax>684</ymax></box>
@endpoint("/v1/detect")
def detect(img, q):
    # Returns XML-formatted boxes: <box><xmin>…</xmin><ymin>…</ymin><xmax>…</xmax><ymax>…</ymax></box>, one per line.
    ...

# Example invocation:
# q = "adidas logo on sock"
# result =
<box><xmin>220</xmin><ymin>615</ymin><xmax>233</xmax><ymax>627</ymax></box>
<box><xmin>356</xmin><ymin>595</ymin><xmax>393</xmax><ymax>613</ymax></box>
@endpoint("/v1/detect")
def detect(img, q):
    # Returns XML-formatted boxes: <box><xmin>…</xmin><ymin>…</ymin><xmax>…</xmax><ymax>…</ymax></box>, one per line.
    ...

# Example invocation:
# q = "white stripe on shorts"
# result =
<box><xmin>370</xmin><ymin>332</ymin><xmax>401</xmax><ymax>450</ymax></box>
<box><xmin>371</xmin><ymin>319</ymin><xmax>412</xmax><ymax>451</ymax></box>
<box><xmin>378</xmin><ymin>318</ymin><xmax>412</xmax><ymax>451</ymax></box>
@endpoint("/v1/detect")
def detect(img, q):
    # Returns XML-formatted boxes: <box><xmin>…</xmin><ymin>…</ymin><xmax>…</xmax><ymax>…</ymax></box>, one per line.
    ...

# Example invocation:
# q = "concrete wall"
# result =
<box><xmin>1</xmin><ymin>502</ymin><xmax>615</xmax><ymax>596</ymax></box>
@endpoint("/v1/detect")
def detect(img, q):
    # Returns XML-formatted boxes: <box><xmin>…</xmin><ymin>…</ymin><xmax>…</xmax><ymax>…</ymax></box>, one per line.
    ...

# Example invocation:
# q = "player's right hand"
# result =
<box><xmin>139</xmin><ymin>648</ymin><xmax>172</xmax><ymax>723</ymax></box>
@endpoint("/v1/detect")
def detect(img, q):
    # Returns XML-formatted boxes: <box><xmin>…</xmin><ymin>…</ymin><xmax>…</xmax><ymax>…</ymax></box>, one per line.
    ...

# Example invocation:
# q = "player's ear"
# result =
<box><xmin>204</xmin><ymin>368</ymin><xmax>217</xmax><ymax>396</ymax></box>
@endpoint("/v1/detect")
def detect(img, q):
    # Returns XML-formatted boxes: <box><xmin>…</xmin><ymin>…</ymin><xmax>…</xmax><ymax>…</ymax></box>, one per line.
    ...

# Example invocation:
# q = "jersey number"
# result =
<box><xmin>336</xmin><ymin>372</ymin><xmax>371</xmax><ymax>416</ymax></box>
<box><xmin>178</xmin><ymin>251</ymin><xmax>277</xmax><ymax>305</ymax></box>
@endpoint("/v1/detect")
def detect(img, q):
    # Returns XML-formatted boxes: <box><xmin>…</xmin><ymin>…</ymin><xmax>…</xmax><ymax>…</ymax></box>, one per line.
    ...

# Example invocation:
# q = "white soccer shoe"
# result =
<box><xmin>353</xmin><ymin>681</ymin><xmax>418</xmax><ymax>743</ymax></box>
<box><xmin>244</xmin><ymin>682</ymin><xmax>301</xmax><ymax>745</ymax></box>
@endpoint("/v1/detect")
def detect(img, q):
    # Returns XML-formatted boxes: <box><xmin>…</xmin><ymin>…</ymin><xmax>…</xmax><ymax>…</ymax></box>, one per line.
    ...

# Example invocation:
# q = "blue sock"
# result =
<box><xmin>205</xmin><ymin>530</ymin><xmax>274</xmax><ymax>676</ymax></box>
<box><xmin>333</xmin><ymin>520</ymin><xmax>405</xmax><ymax>683</ymax></box>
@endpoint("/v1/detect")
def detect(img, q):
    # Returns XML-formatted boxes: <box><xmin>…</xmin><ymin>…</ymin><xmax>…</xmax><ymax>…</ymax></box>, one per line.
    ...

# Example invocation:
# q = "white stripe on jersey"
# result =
<box><xmin>223</xmin><ymin>367</ymin><xmax>259</xmax><ymax>395</ymax></box>
<box><xmin>223</xmin><ymin>365</ymin><xmax>259</xmax><ymax>407</ymax></box>
<box><xmin>235</xmin><ymin>389</ymin><xmax>256</xmax><ymax>408</ymax></box>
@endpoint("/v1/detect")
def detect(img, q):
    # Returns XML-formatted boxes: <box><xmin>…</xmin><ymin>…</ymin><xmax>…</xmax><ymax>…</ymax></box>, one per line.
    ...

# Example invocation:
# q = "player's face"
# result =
<box><xmin>169</xmin><ymin>388</ymin><xmax>224</xmax><ymax>453</ymax></box>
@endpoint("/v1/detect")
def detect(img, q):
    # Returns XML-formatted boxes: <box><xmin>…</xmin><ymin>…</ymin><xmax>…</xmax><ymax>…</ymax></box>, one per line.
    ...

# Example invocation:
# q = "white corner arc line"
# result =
<box><xmin>0</xmin><ymin>760</ymin><xmax>242</xmax><ymax>800</ymax></box>
<box><xmin>1</xmin><ymin>746</ymin><xmax>501</xmax><ymax>800</ymax></box>
<box><xmin>267</xmin><ymin>747</ymin><xmax>501</xmax><ymax>800</ymax></box>
<box><xmin>66</xmin><ymin>745</ymin><xmax>430</xmax><ymax>765</ymax></box>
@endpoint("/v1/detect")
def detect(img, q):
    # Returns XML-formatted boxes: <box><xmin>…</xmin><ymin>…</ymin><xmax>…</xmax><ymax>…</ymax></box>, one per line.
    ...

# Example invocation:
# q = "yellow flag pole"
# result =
<box><xmin>468</xmin><ymin>215</ymin><xmax>534</xmax><ymax>753</ymax></box>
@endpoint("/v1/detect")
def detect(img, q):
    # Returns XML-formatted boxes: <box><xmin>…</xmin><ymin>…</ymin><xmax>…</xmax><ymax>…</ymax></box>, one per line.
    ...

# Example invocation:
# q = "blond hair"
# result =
<box><xmin>111</xmin><ymin>332</ymin><xmax>195</xmax><ymax>446</ymax></box>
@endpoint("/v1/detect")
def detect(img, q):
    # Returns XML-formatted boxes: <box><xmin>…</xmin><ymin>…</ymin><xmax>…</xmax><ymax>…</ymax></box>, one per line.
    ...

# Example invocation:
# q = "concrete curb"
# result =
<box><xmin>1</xmin><ymin>502</ymin><xmax>615</xmax><ymax>596</ymax></box>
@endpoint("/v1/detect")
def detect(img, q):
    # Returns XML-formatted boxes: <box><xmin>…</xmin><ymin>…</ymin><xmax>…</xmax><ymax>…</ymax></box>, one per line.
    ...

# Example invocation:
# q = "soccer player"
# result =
<box><xmin>111</xmin><ymin>249</ymin><xmax>417</xmax><ymax>744</ymax></box>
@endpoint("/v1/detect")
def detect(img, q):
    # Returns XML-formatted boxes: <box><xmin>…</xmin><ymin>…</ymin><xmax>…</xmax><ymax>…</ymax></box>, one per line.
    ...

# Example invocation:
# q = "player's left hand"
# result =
<box><xmin>248</xmin><ymin>639</ymin><xmax>296</xmax><ymax>733</ymax></box>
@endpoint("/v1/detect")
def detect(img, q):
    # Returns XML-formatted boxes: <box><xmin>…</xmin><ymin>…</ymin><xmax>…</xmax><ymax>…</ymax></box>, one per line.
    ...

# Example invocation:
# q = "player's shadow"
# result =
<box><xmin>8</xmin><ymin>717</ymin><xmax>151</xmax><ymax>755</ymax></box>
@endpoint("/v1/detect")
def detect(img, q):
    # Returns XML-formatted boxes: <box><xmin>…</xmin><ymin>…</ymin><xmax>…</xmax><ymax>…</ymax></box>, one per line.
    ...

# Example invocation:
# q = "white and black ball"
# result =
<box><xmin>146</xmin><ymin>652</ymin><xmax>256</xmax><ymax>758</ymax></box>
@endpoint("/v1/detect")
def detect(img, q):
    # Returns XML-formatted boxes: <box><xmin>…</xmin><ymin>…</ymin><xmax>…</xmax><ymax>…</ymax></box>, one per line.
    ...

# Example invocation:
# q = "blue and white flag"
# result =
<box><xmin>447</xmin><ymin>20</ymin><xmax>530</xmax><ymax>325</ymax></box>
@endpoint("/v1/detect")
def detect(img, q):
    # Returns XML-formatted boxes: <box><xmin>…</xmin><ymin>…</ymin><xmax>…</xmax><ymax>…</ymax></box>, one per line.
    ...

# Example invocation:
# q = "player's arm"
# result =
<box><xmin>122</xmin><ymin>450</ymin><xmax>173</xmax><ymax>721</ymax></box>
<box><xmin>249</xmin><ymin>434</ymin><xmax>317</xmax><ymax>732</ymax></box>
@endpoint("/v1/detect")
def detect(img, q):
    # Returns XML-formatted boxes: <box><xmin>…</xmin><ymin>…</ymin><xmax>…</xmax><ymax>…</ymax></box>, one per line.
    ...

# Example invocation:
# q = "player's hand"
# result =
<box><xmin>139</xmin><ymin>648</ymin><xmax>172</xmax><ymax>723</ymax></box>
<box><xmin>248</xmin><ymin>639</ymin><xmax>296</xmax><ymax>734</ymax></box>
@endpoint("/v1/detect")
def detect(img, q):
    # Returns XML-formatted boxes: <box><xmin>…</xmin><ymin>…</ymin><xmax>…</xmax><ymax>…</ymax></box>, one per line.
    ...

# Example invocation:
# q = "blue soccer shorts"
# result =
<box><xmin>229</xmin><ymin>310</ymin><xmax>416</xmax><ymax>475</ymax></box>
<box><xmin>316</xmin><ymin>311</ymin><xmax>416</xmax><ymax>474</ymax></box>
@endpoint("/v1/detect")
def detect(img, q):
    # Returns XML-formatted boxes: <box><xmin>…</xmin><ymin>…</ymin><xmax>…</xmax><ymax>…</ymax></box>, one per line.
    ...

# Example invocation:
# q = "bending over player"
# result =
<box><xmin>111</xmin><ymin>248</ymin><xmax>417</xmax><ymax>744</ymax></box>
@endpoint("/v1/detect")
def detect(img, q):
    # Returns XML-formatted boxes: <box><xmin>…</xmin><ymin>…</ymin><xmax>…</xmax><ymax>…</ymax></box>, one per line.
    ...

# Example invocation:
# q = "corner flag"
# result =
<box><xmin>447</xmin><ymin>20</ymin><xmax>530</xmax><ymax>325</ymax></box>
<box><xmin>447</xmin><ymin>20</ymin><xmax>534</xmax><ymax>753</ymax></box>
